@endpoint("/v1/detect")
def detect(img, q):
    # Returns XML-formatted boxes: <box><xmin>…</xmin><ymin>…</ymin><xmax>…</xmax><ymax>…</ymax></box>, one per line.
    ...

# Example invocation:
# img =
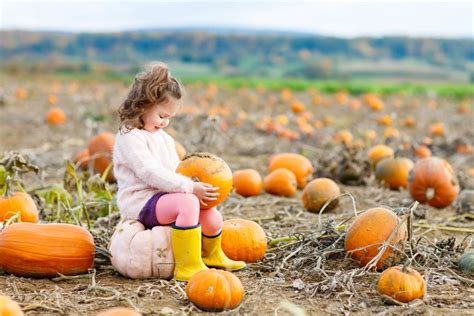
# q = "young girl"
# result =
<box><xmin>113</xmin><ymin>62</ymin><xmax>245</xmax><ymax>281</ymax></box>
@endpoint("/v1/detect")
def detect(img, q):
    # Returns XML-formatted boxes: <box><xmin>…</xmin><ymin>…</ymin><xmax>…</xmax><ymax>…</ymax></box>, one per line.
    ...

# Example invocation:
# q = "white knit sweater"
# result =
<box><xmin>113</xmin><ymin>128</ymin><xmax>194</xmax><ymax>220</ymax></box>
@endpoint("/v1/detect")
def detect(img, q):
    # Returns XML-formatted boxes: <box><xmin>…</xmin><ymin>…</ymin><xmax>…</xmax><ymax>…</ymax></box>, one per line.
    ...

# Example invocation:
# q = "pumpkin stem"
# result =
<box><xmin>4</xmin><ymin>175</ymin><xmax>12</xmax><ymax>197</ymax></box>
<box><xmin>426</xmin><ymin>187</ymin><xmax>435</xmax><ymax>200</ymax></box>
<box><xmin>401</xmin><ymin>259</ymin><xmax>411</xmax><ymax>272</ymax></box>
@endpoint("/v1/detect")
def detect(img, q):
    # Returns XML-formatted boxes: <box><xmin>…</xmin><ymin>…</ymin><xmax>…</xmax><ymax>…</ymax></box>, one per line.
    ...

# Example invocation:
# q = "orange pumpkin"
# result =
<box><xmin>0</xmin><ymin>192</ymin><xmax>38</xmax><ymax>223</ymax></box>
<box><xmin>96</xmin><ymin>307</ymin><xmax>141</xmax><ymax>316</ymax></box>
<box><xmin>186</xmin><ymin>269</ymin><xmax>244</xmax><ymax>311</ymax></box>
<box><xmin>264</xmin><ymin>168</ymin><xmax>297</xmax><ymax>197</ymax></box>
<box><xmin>375</xmin><ymin>157</ymin><xmax>414</xmax><ymax>190</ymax></box>
<box><xmin>408</xmin><ymin>157</ymin><xmax>459</xmax><ymax>208</ymax></box>
<box><xmin>368</xmin><ymin>145</ymin><xmax>394</xmax><ymax>168</ymax></box>
<box><xmin>175</xmin><ymin>141</ymin><xmax>186</xmax><ymax>160</ymax></box>
<box><xmin>268</xmin><ymin>153</ymin><xmax>313</xmax><ymax>188</ymax></box>
<box><xmin>413</xmin><ymin>145</ymin><xmax>432</xmax><ymax>159</ymax></box>
<box><xmin>46</xmin><ymin>107</ymin><xmax>66</xmax><ymax>125</ymax></box>
<box><xmin>0</xmin><ymin>296</ymin><xmax>24</xmax><ymax>316</ymax></box>
<box><xmin>291</xmin><ymin>100</ymin><xmax>305</xmax><ymax>113</ymax></box>
<box><xmin>429</xmin><ymin>122</ymin><xmax>445</xmax><ymax>137</ymax></box>
<box><xmin>221</xmin><ymin>219</ymin><xmax>267</xmax><ymax>262</ymax></box>
<box><xmin>177</xmin><ymin>153</ymin><xmax>232</xmax><ymax>209</ymax></box>
<box><xmin>301</xmin><ymin>178</ymin><xmax>341</xmax><ymax>213</ymax></box>
<box><xmin>0</xmin><ymin>222</ymin><xmax>95</xmax><ymax>278</ymax></box>
<box><xmin>345</xmin><ymin>207</ymin><xmax>407</xmax><ymax>269</ymax></box>
<box><xmin>377</xmin><ymin>266</ymin><xmax>425</xmax><ymax>303</ymax></box>
<box><xmin>383</xmin><ymin>127</ymin><xmax>400</xmax><ymax>139</ymax></box>
<box><xmin>74</xmin><ymin>148</ymin><xmax>90</xmax><ymax>170</ymax></box>
<box><xmin>88</xmin><ymin>132</ymin><xmax>115</xmax><ymax>181</ymax></box>
<box><xmin>334</xmin><ymin>130</ymin><xmax>353</xmax><ymax>146</ymax></box>
<box><xmin>232</xmin><ymin>169</ymin><xmax>263</xmax><ymax>197</ymax></box>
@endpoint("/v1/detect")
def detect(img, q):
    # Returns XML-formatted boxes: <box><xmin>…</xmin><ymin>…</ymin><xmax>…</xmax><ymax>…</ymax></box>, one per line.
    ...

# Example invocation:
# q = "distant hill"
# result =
<box><xmin>1</xmin><ymin>29</ymin><xmax>472</xmax><ymax>82</ymax></box>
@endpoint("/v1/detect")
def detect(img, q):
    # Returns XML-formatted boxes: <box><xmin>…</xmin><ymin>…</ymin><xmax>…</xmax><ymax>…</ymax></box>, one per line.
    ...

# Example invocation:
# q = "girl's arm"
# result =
<box><xmin>116</xmin><ymin>131</ymin><xmax>194</xmax><ymax>193</ymax></box>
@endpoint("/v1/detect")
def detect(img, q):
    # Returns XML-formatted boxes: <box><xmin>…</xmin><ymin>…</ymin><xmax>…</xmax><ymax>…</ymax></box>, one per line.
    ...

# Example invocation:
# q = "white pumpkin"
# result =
<box><xmin>109</xmin><ymin>219</ymin><xmax>174</xmax><ymax>279</ymax></box>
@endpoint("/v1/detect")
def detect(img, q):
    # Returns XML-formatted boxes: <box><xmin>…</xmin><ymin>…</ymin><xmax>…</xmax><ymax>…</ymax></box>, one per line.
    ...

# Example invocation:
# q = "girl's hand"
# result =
<box><xmin>193</xmin><ymin>182</ymin><xmax>220</xmax><ymax>207</ymax></box>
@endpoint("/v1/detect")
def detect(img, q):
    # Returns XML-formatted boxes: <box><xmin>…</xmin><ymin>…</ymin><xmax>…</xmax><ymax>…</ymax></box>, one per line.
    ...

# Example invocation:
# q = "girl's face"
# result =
<box><xmin>142</xmin><ymin>98</ymin><xmax>179</xmax><ymax>133</ymax></box>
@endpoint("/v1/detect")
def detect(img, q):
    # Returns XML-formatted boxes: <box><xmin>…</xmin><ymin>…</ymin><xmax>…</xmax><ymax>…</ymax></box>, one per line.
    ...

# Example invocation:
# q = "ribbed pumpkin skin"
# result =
<box><xmin>176</xmin><ymin>153</ymin><xmax>233</xmax><ymax>209</ymax></box>
<box><xmin>375</xmin><ymin>158</ymin><xmax>414</xmax><ymax>190</ymax></box>
<box><xmin>268</xmin><ymin>153</ymin><xmax>313</xmax><ymax>189</ymax></box>
<box><xmin>377</xmin><ymin>266</ymin><xmax>425</xmax><ymax>303</ymax></box>
<box><xmin>344</xmin><ymin>207</ymin><xmax>407</xmax><ymax>270</ymax></box>
<box><xmin>221</xmin><ymin>219</ymin><xmax>267</xmax><ymax>262</ymax></box>
<box><xmin>301</xmin><ymin>178</ymin><xmax>341</xmax><ymax>213</ymax></box>
<box><xmin>408</xmin><ymin>157</ymin><xmax>459</xmax><ymax>208</ymax></box>
<box><xmin>185</xmin><ymin>269</ymin><xmax>244</xmax><ymax>311</ymax></box>
<box><xmin>88</xmin><ymin>132</ymin><xmax>115</xmax><ymax>181</ymax></box>
<box><xmin>0</xmin><ymin>295</ymin><xmax>24</xmax><ymax>316</ymax></box>
<box><xmin>0</xmin><ymin>192</ymin><xmax>39</xmax><ymax>223</ymax></box>
<box><xmin>0</xmin><ymin>223</ymin><xmax>95</xmax><ymax>278</ymax></box>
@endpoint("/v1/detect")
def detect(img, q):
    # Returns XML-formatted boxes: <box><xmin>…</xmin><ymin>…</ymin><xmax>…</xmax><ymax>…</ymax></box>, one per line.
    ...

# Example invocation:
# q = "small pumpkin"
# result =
<box><xmin>0</xmin><ymin>222</ymin><xmax>95</xmax><ymax>278</ymax></box>
<box><xmin>96</xmin><ymin>307</ymin><xmax>141</xmax><ymax>316</ymax></box>
<box><xmin>175</xmin><ymin>141</ymin><xmax>186</xmax><ymax>160</ymax></box>
<box><xmin>0</xmin><ymin>296</ymin><xmax>24</xmax><ymax>316</ymax></box>
<box><xmin>345</xmin><ymin>207</ymin><xmax>407</xmax><ymax>269</ymax></box>
<box><xmin>221</xmin><ymin>219</ymin><xmax>267</xmax><ymax>262</ymax></box>
<box><xmin>88</xmin><ymin>132</ymin><xmax>115</xmax><ymax>181</ymax></box>
<box><xmin>186</xmin><ymin>269</ymin><xmax>244</xmax><ymax>311</ymax></box>
<box><xmin>413</xmin><ymin>145</ymin><xmax>431</xmax><ymax>159</ymax></box>
<box><xmin>264</xmin><ymin>168</ymin><xmax>297</xmax><ymax>197</ymax></box>
<box><xmin>368</xmin><ymin>145</ymin><xmax>394</xmax><ymax>168</ymax></box>
<box><xmin>375</xmin><ymin>157</ymin><xmax>414</xmax><ymax>190</ymax></box>
<box><xmin>408</xmin><ymin>157</ymin><xmax>459</xmax><ymax>208</ymax></box>
<box><xmin>232</xmin><ymin>169</ymin><xmax>263</xmax><ymax>197</ymax></box>
<box><xmin>74</xmin><ymin>148</ymin><xmax>90</xmax><ymax>170</ymax></box>
<box><xmin>268</xmin><ymin>153</ymin><xmax>313</xmax><ymax>189</ymax></box>
<box><xmin>429</xmin><ymin>122</ymin><xmax>445</xmax><ymax>137</ymax></box>
<box><xmin>301</xmin><ymin>178</ymin><xmax>341</xmax><ymax>213</ymax></box>
<box><xmin>46</xmin><ymin>107</ymin><xmax>66</xmax><ymax>125</ymax></box>
<box><xmin>458</xmin><ymin>251</ymin><xmax>474</xmax><ymax>274</ymax></box>
<box><xmin>109</xmin><ymin>219</ymin><xmax>174</xmax><ymax>280</ymax></box>
<box><xmin>0</xmin><ymin>192</ymin><xmax>39</xmax><ymax>223</ymax></box>
<box><xmin>377</xmin><ymin>265</ymin><xmax>425</xmax><ymax>303</ymax></box>
<box><xmin>176</xmin><ymin>153</ymin><xmax>232</xmax><ymax>209</ymax></box>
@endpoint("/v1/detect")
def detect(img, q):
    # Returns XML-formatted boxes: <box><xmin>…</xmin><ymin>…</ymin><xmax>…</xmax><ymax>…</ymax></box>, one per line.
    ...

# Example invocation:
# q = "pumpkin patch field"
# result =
<box><xmin>0</xmin><ymin>75</ymin><xmax>473</xmax><ymax>314</ymax></box>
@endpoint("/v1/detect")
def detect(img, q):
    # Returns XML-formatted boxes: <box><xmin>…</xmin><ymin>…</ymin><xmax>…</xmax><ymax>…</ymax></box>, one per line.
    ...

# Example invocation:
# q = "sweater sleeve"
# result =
<box><xmin>117</xmin><ymin>130</ymin><xmax>194</xmax><ymax>193</ymax></box>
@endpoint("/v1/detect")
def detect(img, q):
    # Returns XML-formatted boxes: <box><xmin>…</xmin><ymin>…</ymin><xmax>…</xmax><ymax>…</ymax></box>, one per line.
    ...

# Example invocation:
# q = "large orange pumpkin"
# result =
<box><xmin>88</xmin><ymin>132</ymin><xmax>115</xmax><ymax>181</ymax></box>
<box><xmin>264</xmin><ymin>168</ymin><xmax>297</xmax><ymax>197</ymax></box>
<box><xmin>344</xmin><ymin>207</ymin><xmax>407</xmax><ymax>269</ymax></box>
<box><xmin>368</xmin><ymin>145</ymin><xmax>394</xmax><ymax>168</ymax></box>
<box><xmin>268</xmin><ymin>153</ymin><xmax>313</xmax><ymax>188</ymax></box>
<box><xmin>0</xmin><ymin>192</ymin><xmax>39</xmax><ymax>223</ymax></box>
<box><xmin>186</xmin><ymin>269</ymin><xmax>244</xmax><ymax>311</ymax></box>
<box><xmin>0</xmin><ymin>296</ymin><xmax>24</xmax><ymax>316</ymax></box>
<box><xmin>377</xmin><ymin>266</ymin><xmax>425</xmax><ymax>303</ymax></box>
<box><xmin>301</xmin><ymin>178</ymin><xmax>341</xmax><ymax>213</ymax></box>
<box><xmin>232</xmin><ymin>169</ymin><xmax>263</xmax><ymax>197</ymax></box>
<box><xmin>0</xmin><ymin>222</ymin><xmax>95</xmax><ymax>278</ymax></box>
<box><xmin>221</xmin><ymin>219</ymin><xmax>267</xmax><ymax>262</ymax></box>
<box><xmin>176</xmin><ymin>153</ymin><xmax>232</xmax><ymax>209</ymax></box>
<box><xmin>375</xmin><ymin>157</ymin><xmax>414</xmax><ymax>190</ymax></box>
<box><xmin>407</xmin><ymin>157</ymin><xmax>459</xmax><ymax>208</ymax></box>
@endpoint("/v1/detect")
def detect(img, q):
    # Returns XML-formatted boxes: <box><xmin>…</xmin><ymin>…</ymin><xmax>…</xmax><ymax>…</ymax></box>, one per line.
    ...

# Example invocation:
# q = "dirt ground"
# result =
<box><xmin>0</xmin><ymin>76</ymin><xmax>473</xmax><ymax>315</ymax></box>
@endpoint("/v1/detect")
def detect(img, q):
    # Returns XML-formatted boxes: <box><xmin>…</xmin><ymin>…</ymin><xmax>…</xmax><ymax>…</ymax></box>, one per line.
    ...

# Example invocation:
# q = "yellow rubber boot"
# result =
<box><xmin>171</xmin><ymin>224</ymin><xmax>208</xmax><ymax>281</ymax></box>
<box><xmin>202</xmin><ymin>233</ymin><xmax>246</xmax><ymax>271</ymax></box>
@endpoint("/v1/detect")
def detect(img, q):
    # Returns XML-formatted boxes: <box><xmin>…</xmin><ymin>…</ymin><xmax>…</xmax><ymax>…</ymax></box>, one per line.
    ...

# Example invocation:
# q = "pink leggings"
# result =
<box><xmin>155</xmin><ymin>193</ymin><xmax>222</xmax><ymax>236</ymax></box>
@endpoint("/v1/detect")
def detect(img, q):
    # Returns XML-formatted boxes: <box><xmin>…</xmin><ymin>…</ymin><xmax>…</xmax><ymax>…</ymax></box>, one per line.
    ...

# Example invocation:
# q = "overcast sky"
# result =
<box><xmin>0</xmin><ymin>0</ymin><xmax>472</xmax><ymax>38</ymax></box>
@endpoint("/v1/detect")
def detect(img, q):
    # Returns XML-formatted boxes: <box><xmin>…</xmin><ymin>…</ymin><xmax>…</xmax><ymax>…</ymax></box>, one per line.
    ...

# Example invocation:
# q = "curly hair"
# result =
<box><xmin>118</xmin><ymin>62</ymin><xmax>184</xmax><ymax>132</ymax></box>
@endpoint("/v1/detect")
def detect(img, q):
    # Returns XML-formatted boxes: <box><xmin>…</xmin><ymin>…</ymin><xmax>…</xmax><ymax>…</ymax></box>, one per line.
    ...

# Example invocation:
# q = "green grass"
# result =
<box><xmin>3</xmin><ymin>70</ymin><xmax>473</xmax><ymax>99</ymax></box>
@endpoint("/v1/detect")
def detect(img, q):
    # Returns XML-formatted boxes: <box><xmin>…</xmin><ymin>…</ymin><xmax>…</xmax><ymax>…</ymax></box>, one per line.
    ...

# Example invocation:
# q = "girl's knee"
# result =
<box><xmin>200</xmin><ymin>208</ymin><xmax>223</xmax><ymax>236</ymax></box>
